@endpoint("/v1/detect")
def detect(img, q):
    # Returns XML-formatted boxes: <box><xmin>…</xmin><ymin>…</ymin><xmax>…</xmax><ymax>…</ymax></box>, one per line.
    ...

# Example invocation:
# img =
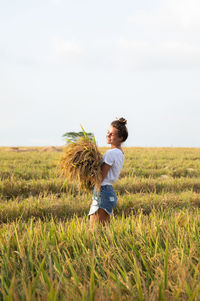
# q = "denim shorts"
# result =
<box><xmin>88</xmin><ymin>185</ymin><xmax>117</xmax><ymax>216</ymax></box>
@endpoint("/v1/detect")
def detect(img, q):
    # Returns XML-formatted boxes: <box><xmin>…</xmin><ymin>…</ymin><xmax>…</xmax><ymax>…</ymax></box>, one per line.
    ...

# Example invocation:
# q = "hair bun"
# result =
<box><xmin>118</xmin><ymin>117</ymin><xmax>127</xmax><ymax>125</ymax></box>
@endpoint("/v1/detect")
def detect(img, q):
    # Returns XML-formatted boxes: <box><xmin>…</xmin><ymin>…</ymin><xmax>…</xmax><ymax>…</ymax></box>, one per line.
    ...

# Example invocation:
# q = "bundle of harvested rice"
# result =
<box><xmin>60</xmin><ymin>127</ymin><xmax>102</xmax><ymax>191</ymax></box>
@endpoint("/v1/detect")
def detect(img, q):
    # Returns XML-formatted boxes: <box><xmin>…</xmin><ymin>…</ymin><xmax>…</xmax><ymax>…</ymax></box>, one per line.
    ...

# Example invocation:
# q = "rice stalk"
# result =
<box><xmin>60</xmin><ymin>128</ymin><xmax>102</xmax><ymax>191</ymax></box>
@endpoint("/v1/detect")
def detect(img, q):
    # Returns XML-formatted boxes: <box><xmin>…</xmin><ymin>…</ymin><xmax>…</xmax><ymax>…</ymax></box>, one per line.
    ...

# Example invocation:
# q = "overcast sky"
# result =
<box><xmin>0</xmin><ymin>0</ymin><xmax>199</xmax><ymax>147</ymax></box>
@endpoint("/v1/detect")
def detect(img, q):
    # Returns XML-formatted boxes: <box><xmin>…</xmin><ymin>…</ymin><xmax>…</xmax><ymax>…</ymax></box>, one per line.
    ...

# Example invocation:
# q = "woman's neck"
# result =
<box><xmin>111</xmin><ymin>144</ymin><xmax>122</xmax><ymax>150</ymax></box>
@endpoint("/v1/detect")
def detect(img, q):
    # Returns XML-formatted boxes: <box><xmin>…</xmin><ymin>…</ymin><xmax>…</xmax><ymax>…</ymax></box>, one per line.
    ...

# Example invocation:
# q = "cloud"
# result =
<box><xmin>50</xmin><ymin>38</ymin><xmax>84</xmax><ymax>63</ymax></box>
<box><xmin>127</xmin><ymin>0</ymin><xmax>200</xmax><ymax>32</ymax></box>
<box><xmin>116</xmin><ymin>38</ymin><xmax>200</xmax><ymax>70</ymax></box>
<box><xmin>117</xmin><ymin>0</ymin><xmax>200</xmax><ymax>70</ymax></box>
<box><xmin>51</xmin><ymin>0</ymin><xmax>63</xmax><ymax>4</ymax></box>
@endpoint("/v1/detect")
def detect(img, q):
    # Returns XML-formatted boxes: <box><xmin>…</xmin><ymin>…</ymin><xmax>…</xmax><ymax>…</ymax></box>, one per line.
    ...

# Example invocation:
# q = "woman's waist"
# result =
<box><xmin>100</xmin><ymin>184</ymin><xmax>114</xmax><ymax>192</ymax></box>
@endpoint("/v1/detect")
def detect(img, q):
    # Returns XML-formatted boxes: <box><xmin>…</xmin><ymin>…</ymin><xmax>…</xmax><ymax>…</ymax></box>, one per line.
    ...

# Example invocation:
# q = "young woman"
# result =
<box><xmin>89</xmin><ymin>117</ymin><xmax>128</xmax><ymax>226</ymax></box>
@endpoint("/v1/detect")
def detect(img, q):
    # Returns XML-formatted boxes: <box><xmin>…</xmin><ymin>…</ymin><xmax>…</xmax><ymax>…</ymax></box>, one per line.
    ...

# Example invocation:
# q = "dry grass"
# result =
<box><xmin>60</xmin><ymin>133</ymin><xmax>102</xmax><ymax>191</ymax></box>
<box><xmin>1</xmin><ymin>147</ymin><xmax>200</xmax><ymax>300</ymax></box>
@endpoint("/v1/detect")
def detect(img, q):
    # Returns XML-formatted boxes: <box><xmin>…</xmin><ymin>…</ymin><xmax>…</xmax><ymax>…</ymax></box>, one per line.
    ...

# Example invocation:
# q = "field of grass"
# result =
<box><xmin>0</xmin><ymin>146</ymin><xmax>200</xmax><ymax>300</ymax></box>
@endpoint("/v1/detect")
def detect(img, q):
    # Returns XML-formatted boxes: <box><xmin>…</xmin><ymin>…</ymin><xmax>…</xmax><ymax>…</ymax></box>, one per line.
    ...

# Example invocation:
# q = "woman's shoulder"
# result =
<box><xmin>105</xmin><ymin>148</ymin><xmax>124</xmax><ymax>156</ymax></box>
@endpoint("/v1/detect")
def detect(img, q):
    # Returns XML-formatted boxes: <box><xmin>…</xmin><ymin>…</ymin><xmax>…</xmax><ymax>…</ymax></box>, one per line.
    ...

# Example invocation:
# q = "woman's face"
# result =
<box><xmin>106</xmin><ymin>125</ymin><xmax>122</xmax><ymax>147</ymax></box>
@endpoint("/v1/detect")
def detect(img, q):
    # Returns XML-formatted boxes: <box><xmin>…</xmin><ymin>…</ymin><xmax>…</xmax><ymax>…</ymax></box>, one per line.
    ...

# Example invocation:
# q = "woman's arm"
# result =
<box><xmin>101</xmin><ymin>162</ymin><xmax>111</xmax><ymax>182</ymax></box>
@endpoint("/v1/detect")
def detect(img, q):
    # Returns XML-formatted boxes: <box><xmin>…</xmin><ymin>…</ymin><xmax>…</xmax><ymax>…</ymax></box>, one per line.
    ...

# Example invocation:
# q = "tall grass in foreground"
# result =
<box><xmin>0</xmin><ymin>210</ymin><xmax>200</xmax><ymax>300</ymax></box>
<box><xmin>0</xmin><ymin>147</ymin><xmax>200</xmax><ymax>300</ymax></box>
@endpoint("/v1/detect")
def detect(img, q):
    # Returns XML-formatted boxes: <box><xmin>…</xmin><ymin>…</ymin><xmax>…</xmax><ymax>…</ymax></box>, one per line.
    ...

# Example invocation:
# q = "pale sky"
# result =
<box><xmin>0</xmin><ymin>0</ymin><xmax>200</xmax><ymax>147</ymax></box>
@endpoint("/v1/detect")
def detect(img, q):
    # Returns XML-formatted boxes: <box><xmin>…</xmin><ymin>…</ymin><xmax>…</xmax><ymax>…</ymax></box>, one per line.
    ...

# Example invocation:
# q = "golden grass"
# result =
<box><xmin>60</xmin><ymin>134</ymin><xmax>102</xmax><ymax>191</ymax></box>
<box><xmin>1</xmin><ymin>147</ymin><xmax>200</xmax><ymax>299</ymax></box>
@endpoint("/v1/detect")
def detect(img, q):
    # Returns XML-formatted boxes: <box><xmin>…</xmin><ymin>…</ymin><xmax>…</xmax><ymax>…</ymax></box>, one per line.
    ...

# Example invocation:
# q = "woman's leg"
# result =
<box><xmin>98</xmin><ymin>208</ymin><xmax>110</xmax><ymax>225</ymax></box>
<box><xmin>89</xmin><ymin>208</ymin><xmax>110</xmax><ymax>227</ymax></box>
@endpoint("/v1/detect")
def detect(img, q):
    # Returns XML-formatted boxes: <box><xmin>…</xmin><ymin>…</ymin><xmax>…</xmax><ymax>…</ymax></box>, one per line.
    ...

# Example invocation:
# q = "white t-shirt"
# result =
<box><xmin>101</xmin><ymin>148</ymin><xmax>124</xmax><ymax>186</ymax></box>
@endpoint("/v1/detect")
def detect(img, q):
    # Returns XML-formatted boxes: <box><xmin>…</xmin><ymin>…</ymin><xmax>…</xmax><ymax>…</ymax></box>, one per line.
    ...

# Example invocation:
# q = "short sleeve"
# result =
<box><xmin>103</xmin><ymin>150</ymin><xmax>115</xmax><ymax>166</ymax></box>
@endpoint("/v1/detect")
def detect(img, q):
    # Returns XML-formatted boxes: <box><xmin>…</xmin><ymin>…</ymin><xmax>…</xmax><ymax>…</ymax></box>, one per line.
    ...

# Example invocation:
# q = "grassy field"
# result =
<box><xmin>0</xmin><ymin>146</ymin><xmax>200</xmax><ymax>300</ymax></box>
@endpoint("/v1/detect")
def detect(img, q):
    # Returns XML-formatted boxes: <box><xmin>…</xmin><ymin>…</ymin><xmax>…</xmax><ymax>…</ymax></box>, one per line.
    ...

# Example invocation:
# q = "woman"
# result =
<box><xmin>88</xmin><ymin>117</ymin><xmax>128</xmax><ymax>226</ymax></box>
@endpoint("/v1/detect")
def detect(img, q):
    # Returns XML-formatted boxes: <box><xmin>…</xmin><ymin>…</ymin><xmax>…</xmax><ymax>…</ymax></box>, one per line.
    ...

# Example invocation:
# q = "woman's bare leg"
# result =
<box><xmin>98</xmin><ymin>208</ymin><xmax>110</xmax><ymax>225</ymax></box>
<box><xmin>89</xmin><ymin>208</ymin><xmax>110</xmax><ymax>228</ymax></box>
